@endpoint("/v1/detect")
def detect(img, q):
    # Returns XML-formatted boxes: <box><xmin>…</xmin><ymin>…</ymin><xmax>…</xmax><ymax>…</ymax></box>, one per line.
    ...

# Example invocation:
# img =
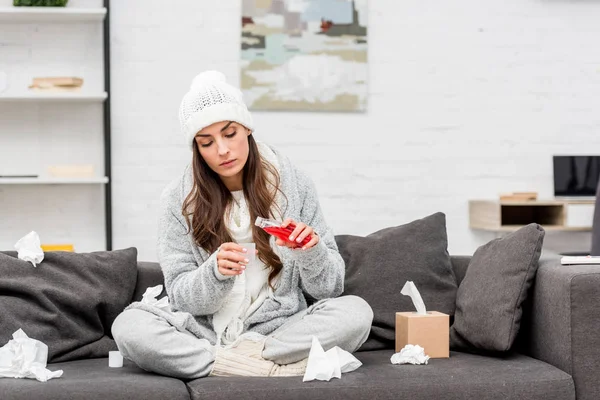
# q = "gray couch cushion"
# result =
<box><xmin>0</xmin><ymin>248</ymin><xmax>138</xmax><ymax>362</ymax></box>
<box><xmin>450</xmin><ymin>224</ymin><xmax>545</xmax><ymax>353</ymax></box>
<box><xmin>525</xmin><ymin>259</ymin><xmax>600</xmax><ymax>400</ymax></box>
<box><xmin>186</xmin><ymin>350</ymin><xmax>574</xmax><ymax>400</ymax></box>
<box><xmin>450</xmin><ymin>256</ymin><xmax>471</xmax><ymax>286</ymax></box>
<box><xmin>335</xmin><ymin>212</ymin><xmax>457</xmax><ymax>350</ymax></box>
<box><xmin>0</xmin><ymin>358</ymin><xmax>190</xmax><ymax>400</ymax></box>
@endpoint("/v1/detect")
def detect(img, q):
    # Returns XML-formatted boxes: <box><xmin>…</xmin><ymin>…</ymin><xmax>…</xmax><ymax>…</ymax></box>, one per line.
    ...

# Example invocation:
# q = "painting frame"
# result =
<box><xmin>241</xmin><ymin>0</ymin><xmax>368</xmax><ymax>112</ymax></box>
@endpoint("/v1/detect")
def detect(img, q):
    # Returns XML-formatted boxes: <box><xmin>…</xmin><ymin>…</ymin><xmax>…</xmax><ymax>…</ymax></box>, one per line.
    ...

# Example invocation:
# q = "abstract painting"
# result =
<box><xmin>241</xmin><ymin>0</ymin><xmax>368</xmax><ymax>112</ymax></box>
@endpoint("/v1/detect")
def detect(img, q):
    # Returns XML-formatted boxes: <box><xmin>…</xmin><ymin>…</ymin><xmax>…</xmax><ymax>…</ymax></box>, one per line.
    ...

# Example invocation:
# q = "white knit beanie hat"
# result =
<box><xmin>179</xmin><ymin>71</ymin><xmax>254</xmax><ymax>149</ymax></box>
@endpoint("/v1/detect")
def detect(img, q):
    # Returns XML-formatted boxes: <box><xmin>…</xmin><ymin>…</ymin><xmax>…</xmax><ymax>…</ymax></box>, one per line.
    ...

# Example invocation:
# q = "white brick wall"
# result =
<box><xmin>2</xmin><ymin>0</ymin><xmax>600</xmax><ymax>259</ymax></box>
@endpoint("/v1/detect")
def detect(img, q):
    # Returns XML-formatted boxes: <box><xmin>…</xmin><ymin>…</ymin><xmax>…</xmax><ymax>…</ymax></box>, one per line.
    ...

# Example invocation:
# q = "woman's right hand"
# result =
<box><xmin>216</xmin><ymin>242</ymin><xmax>253</xmax><ymax>276</ymax></box>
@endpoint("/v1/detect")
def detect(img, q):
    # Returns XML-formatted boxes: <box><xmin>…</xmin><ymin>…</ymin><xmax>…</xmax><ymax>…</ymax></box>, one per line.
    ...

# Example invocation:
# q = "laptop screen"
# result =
<box><xmin>553</xmin><ymin>155</ymin><xmax>600</xmax><ymax>197</ymax></box>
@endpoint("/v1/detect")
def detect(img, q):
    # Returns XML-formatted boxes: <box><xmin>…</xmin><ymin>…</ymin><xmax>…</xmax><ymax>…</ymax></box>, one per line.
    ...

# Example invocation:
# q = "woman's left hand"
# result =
<box><xmin>275</xmin><ymin>218</ymin><xmax>319</xmax><ymax>250</ymax></box>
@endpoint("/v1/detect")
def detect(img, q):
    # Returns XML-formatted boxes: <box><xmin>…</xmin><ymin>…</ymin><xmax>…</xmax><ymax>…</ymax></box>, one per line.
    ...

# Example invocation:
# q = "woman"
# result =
<box><xmin>112</xmin><ymin>71</ymin><xmax>373</xmax><ymax>379</ymax></box>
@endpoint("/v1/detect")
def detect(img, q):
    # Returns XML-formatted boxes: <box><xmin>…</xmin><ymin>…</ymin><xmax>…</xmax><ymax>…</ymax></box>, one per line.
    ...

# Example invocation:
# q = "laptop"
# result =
<box><xmin>553</xmin><ymin>155</ymin><xmax>600</xmax><ymax>199</ymax></box>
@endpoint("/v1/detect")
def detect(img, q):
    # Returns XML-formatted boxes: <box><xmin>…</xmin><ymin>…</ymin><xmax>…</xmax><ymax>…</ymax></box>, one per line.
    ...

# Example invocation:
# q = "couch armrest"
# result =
<box><xmin>131</xmin><ymin>261</ymin><xmax>165</xmax><ymax>302</ymax></box>
<box><xmin>526</xmin><ymin>258</ymin><xmax>600</xmax><ymax>400</ymax></box>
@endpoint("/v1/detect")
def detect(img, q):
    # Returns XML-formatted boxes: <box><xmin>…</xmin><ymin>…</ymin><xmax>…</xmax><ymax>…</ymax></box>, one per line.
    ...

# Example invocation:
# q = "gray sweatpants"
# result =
<box><xmin>111</xmin><ymin>295</ymin><xmax>373</xmax><ymax>379</ymax></box>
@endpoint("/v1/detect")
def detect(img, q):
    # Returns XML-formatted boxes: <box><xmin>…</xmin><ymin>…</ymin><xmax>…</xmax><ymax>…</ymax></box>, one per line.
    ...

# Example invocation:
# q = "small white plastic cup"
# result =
<box><xmin>109</xmin><ymin>351</ymin><xmax>123</xmax><ymax>368</ymax></box>
<box><xmin>239</xmin><ymin>242</ymin><xmax>256</xmax><ymax>262</ymax></box>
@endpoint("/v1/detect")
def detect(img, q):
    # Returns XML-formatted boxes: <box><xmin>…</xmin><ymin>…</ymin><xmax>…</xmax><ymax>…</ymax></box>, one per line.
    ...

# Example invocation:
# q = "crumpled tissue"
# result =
<box><xmin>303</xmin><ymin>336</ymin><xmax>362</xmax><ymax>382</ymax></box>
<box><xmin>0</xmin><ymin>329</ymin><xmax>63</xmax><ymax>382</ymax></box>
<box><xmin>141</xmin><ymin>284</ymin><xmax>170</xmax><ymax>311</ymax></box>
<box><xmin>14</xmin><ymin>231</ymin><xmax>44</xmax><ymax>268</ymax></box>
<box><xmin>391</xmin><ymin>344</ymin><xmax>430</xmax><ymax>365</ymax></box>
<box><xmin>401</xmin><ymin>280</ymin><xmax>427</xmax><ymax>315</ymax></box>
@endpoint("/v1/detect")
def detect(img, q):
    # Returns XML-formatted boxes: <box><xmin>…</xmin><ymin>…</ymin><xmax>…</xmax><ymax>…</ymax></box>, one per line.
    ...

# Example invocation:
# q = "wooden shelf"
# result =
<box><xmin>0</xmin><ymin>92</ymin><xmax>108</xmax><ymax>102</ymax></box>
<box><xmin>469</xmin><ymin>199</ymin><xmax>595</xmax><ymax>232</ymax></box>
<box><xmin>486</xmin><ymin>225</ymin><xmax>592</xmax><ymax>233</ymax></box>
<box><xmin>0</xmin><ymin>177</ymin><xmax>109</xmax><ymax>185</ymax></box>
<box><xmin>0</xmin><ymin>7</ymin><xmax>106</xmax><ymax>22</ymax></box>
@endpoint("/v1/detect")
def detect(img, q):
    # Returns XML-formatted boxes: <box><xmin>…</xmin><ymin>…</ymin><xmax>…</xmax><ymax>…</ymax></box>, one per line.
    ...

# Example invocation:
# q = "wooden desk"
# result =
<box><xmin>469</xmin><ymin>199</ymin><xmax>595</xmax><ymax>232</ymax></box>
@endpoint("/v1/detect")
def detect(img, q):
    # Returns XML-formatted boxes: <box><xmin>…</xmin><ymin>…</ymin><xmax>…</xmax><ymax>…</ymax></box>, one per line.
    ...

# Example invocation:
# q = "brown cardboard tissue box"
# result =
<box><xmin>395</xmin><ymin>281</ymin><xmax>449</xmax><ymax>358</ymax></box>
<box><xmin>395</xmin><ymin>311</ymin><xmax>449</xmax><ymax>358</ymax></box>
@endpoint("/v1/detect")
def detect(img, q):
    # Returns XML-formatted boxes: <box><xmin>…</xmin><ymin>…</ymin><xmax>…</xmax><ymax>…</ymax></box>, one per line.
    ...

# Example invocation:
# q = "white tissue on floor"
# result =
<box><xmin>303</xmin><ymin>336</ymin><xmax>362</xmax><ymax>382</ymax></box>
<box><xmin>391</xmin><ymin>344</ymin><xmax>430</xmax><ymax>365</ymax></box>
<box><xmin>141</xmin><ymin>284</ymin><xmax>170</xmax><ymax>311</ymax></box>
<box><xmin>14</xmin><ymin>231</ymin><xmax>44</xmax><ymax>268</ymax></box>
<box><xmin>0</xmin><ymin>329</ymin><xmax>63</xmax><ymax>382</ymax></box>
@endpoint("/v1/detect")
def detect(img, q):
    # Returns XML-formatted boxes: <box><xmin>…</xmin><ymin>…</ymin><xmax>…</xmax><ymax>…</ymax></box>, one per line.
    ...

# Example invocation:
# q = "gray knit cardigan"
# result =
<box><xmin>128</xmin><ymin>143</ymin><xmax>345</xmax><ymax>345</ymax></box>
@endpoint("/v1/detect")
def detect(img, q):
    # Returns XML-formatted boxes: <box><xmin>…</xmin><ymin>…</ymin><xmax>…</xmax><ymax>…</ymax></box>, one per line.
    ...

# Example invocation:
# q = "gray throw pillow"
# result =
<box><xmin>0</xmin><ymin>248</ymin><xmax>138</xmax><ymax>362</ymax></box>
<box><xmin>336</xmin><ymin>212</ymin><xmax>457</xmax><ymax>351</ymax></box>
<box><xmin>450</xmin><ymin>223</ymin><xmax>545</xmax><ymax>353</ymax></box>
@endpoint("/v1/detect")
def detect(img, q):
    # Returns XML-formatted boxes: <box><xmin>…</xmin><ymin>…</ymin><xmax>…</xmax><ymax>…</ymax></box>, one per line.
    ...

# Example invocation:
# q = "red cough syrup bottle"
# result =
<box><xmin>255</xmin><ymin>217</ymin><xmax>311</xmax><ymax>247</ymax></box>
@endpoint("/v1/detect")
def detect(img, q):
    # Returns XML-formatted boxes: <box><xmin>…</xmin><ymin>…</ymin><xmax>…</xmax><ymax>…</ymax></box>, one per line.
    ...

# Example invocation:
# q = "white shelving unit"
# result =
<box><xmin>0</xmin><ymin>92</ymin><xmax>108</xmax><ymax>102</ymax></box>
<box><xmin>0</xmin><ymin>177</ymin><xmax>109</xmax><ymax>185</ymax></box>
<box><xmin>0</xmin><ymin>2</ymin><xmax>113</xmax><ymax>251</ymax></box>
<box><xmin>0</xmin><ymin>7</ymin><xmax>106</xmax><ymax>22</ymax></box>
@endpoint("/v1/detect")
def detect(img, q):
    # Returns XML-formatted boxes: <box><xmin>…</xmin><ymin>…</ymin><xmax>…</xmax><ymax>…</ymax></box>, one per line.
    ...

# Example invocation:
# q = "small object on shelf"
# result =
<box><xmin>47</xmin><ymin>164</ymin><xmax>94</xmax><ymax>178</ymax></box>
<box><xmin>29</xmin><ymin>76</ymin><xmax>83</xmax><ymax>91</ymax></box>
<box><xmin>561</xmin><ymin>255</ymin><xmax>600</xmax><ymax>265</ymax></box>
<box><xmin>41</xmin><ymin>244</ymin><xmax>74</xmax><ymax>252</ymax></box>
<box><xmin>13</xmin><ymin>0</ymin><xmax>68</xmax><ymax>6</ymax></box>
<box><xmin>499</xmin><ymin>192</ymin><xmax>538</xmax><ymax>201</ymax></box>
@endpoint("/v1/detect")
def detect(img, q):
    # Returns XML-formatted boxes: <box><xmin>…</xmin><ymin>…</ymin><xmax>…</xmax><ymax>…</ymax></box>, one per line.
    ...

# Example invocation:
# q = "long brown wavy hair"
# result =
<box><xmin>182</xmin><ymin>133</ymin><xmax>285</xmax><ymax>288</ymax></box>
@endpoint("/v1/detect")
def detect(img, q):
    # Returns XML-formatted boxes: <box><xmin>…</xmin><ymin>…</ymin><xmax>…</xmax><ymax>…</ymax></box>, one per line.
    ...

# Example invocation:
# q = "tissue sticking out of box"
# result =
<box><xmin>14</xmin><ymin>231</ymin><xmax>44</xmax><ymax>268</ymax></box>
<box><xmin>401</xmin><ymin>281</ymin><xmax>426</xmax><ymax>315</ymax></box>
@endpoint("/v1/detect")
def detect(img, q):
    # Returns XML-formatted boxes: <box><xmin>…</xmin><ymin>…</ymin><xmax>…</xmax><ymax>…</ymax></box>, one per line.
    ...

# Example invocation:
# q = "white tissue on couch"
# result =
<box><xmin>0</xmin><ymin>329</ymin><xmax>63</xmax><ymax>382</ymax></box>
<box><xmin>141</xmin><ymin>284</ymin><xmax>170</xmax><ymax>311</ymax></box>
<box><xmin>14</xmin><ymin>231</ymin><xmax>44</xmax><ymax>268</ymax></box>
<box><xmin>302</xmin><ymin>336</ymin><xmax>362</xmax><ymax>382</ymax></box>
<box><xmin>391</xmin><ymin>344</ymin><xmax>430</xmax><ymax>365</ymax></box>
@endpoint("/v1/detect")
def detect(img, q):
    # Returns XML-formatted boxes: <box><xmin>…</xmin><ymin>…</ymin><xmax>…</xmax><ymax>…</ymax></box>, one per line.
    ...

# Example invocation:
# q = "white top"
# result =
<box><xmin>212</xmin><ymin>190</ymin><xmax>270</xmax><ymax>346</ymax></box>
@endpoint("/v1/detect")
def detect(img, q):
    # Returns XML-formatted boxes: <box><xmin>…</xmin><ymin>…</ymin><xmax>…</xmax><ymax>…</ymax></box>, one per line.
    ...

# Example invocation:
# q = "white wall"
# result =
<box><xmin>111</xmin><ymin>0</ymin><xmax>600</xmax><ymax>261</ymax></box>
<box><xmin>2</xmin><ymin>0</ymin><xmax>600</xmax><ymax>259</ymax></box>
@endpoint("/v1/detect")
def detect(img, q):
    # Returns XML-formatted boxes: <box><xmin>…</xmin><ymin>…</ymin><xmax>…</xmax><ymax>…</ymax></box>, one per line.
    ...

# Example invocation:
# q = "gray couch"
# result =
<box><xmin>592</xmin><ymin>180</ymin><xmax>600</xmax><ymax>255</ymax></box>
<box><xmin>3</xmin><ymin>256</ymin><xmax>599</xmax><ymax>400</ymax></box>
